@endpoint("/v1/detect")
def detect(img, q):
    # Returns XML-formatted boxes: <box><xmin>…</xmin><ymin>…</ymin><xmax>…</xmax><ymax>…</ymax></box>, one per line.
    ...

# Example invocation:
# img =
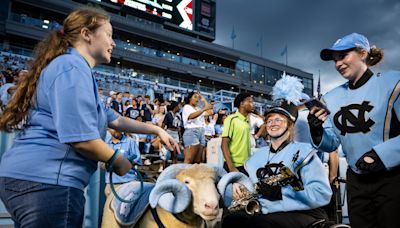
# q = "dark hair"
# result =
<box><xmin>4</xmin><ymin>75</ymin><xmax>14</xmax><ymax>83</ymax></box>
<box><xmin>216</xmin><ymin>113</ymin><xmax>227</xmax><ymax>124</ymax></box>
<box><xmin>184</xmin><ymin>91</ymin><xmax>196</xmax><ymax>104</ymax></box>
<box><xmin>168</xmin><ymin>101</ymin><xmax>180</xmax><ymax>111</ymax></box>
<box><xmin>234</xmin><ymin>92</ymin><xmax>252</xmax><ymax>108</ymax></box>
<box><xmin>0</xmin><ymin>7</ymin><xmax>110</xmax><ymax>132</ymax></box>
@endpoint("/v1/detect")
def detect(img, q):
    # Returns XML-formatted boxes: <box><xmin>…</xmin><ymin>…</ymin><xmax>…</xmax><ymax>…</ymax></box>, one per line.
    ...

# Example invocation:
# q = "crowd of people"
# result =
<box><xmin>0</xmin><ymin>6</ymin><xmax>399</xmax><ymax>228</ymax></box>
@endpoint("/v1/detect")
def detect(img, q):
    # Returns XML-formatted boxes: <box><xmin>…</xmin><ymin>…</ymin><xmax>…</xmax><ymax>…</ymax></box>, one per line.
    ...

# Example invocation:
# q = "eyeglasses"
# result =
<box><xmin>266</xmin><ymin>118</ymin><xmax>285</xmax><ymax>126</ymax></box>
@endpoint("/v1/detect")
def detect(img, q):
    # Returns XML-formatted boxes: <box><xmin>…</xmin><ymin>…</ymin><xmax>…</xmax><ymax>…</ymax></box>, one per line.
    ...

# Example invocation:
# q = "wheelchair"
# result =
<box><xmin>308</xmin><ymin>177</ymin><xmax>350</xmax><ymax>228</ymax></box>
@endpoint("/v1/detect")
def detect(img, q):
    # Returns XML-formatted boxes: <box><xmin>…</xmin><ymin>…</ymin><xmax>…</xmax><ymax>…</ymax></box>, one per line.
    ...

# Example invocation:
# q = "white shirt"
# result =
<box><xmin>249</xmin><ymin>113</ymin><xmax>264</xmax><ymax>135</ymax></box>
<box><xmin>294</xmin><ymin>109</ymin><xmax>310</xmax><ymax>143</ymax></box>
<box><xmin>204</xmin><ymin>120</ymin><xmax>216</xmax><ymax>136</ymax></box>
<box><xmin>182</xmin><ymin>104</ymin><xmax>205</xmax><ymax>128</ymax></box>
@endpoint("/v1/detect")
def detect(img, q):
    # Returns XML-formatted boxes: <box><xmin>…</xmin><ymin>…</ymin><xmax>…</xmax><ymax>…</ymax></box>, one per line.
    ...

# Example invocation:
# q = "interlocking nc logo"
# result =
<box><xmin>333</xmin><ymin>101</ymin><xmax>375</xmax><ymax>136</ymax></box>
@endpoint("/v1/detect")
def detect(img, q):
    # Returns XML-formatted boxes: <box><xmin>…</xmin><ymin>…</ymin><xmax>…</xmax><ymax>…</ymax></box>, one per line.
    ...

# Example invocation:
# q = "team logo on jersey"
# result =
<box><xmin>333</xmin><ymin>101</ymin><xmax>375</xmax><ymax>135</ymax></box>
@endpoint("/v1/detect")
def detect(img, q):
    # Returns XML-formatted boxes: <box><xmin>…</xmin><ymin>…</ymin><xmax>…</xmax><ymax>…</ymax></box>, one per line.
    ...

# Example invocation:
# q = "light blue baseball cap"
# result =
<box><xmin>320</xmin><ymin>33</ymin><xmax>370</xmax><ymax>61</ymax></box>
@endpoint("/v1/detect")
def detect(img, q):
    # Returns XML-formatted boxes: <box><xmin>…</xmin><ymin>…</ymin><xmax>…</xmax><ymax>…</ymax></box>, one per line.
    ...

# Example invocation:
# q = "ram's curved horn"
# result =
<box><xmin>149</xmin><ymin>179</ymin><xmax>192</xmax><ymax>214</ymax></box>
<box><xmin>217</xmin><ymin>172</ymin><xmax>254</xmax><ymax>206</ymax></box>
<box><xmin>211</xmin><ymin>165</ymin><xmax>228</xmax><ymax>182</ymax></box>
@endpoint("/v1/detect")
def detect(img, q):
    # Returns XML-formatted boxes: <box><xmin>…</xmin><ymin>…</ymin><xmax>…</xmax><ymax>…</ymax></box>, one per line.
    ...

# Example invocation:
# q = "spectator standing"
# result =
<box><xmin>111</xmin><ymin>92</ymin><xmax>123</xmax><ymax>115</ymax></box>
<box><xmin>140</xmin><ymin>95</ymin><xmax>154</xmax><ymax>123</ymax></box>
<box><xmin>125</xmin><ymin>98</ymin><xmax>140</xmax><ymax>120</ymax></box>
<box><xmin>182</xmin><ymin>92</ymin><xmax>213</xmax><ymax>163</ymax></box>
<box><xmin>221</xmin><ymin>92</ymin><xmax>254</xmax><ymax>175</ymax></box>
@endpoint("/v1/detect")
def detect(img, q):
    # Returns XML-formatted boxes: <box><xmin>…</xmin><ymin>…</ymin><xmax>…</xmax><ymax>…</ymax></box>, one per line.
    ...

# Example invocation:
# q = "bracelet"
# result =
<box><xmin>105</xmin><ymin>149</ymin><xmax>120</xmax><ymax>172</ymax></box>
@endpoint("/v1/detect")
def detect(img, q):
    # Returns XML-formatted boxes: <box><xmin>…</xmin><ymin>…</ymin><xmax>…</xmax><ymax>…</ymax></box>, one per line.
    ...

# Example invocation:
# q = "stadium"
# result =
<box><xmin>0</xmin><ymin>0</ymin><xmax>313</xmax><ymax>110</ymax></box>
<box><xmin>1</xmin><ymin>1</ymin><xmax>357</xmax><ymax>228</ymax></box>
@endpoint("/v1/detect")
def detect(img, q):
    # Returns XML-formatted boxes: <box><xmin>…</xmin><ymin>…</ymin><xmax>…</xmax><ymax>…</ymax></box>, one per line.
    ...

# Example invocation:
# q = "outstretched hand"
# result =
<box><xmin>158</xmin><ymin>129</ymin><xmax>181</xmax><ymax>154</ymax></box>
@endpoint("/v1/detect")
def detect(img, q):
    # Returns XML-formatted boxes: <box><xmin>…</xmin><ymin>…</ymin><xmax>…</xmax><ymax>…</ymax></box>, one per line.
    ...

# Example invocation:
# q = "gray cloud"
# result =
<box><xmin>214</xmin><ymin>0</ymin><xmax>400</xmax><ymax>94</ymax></box>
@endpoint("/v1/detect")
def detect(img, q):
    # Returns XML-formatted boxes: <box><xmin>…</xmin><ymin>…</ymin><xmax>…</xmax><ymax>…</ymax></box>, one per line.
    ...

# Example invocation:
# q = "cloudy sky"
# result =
<box><xmin>213</xmin><ymin>0</ymin><xmax>400</xmax><ymax>95</ymax></box>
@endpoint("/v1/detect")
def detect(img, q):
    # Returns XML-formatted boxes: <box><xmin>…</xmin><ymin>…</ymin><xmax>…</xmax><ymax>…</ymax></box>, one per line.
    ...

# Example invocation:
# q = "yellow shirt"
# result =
<box><xmin>222</xmin><ymin>111</ymin><xmax>251</xmax><ymax>167</ymax></box>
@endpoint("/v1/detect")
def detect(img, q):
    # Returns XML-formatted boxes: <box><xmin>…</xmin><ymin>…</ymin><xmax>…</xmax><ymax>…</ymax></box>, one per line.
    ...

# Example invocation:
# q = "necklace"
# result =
<box><xmin>266</xmin><ymin>140</ymin><xmax>292</xmax><ymax>164</ymax></box>
<box><xmin>266</xmin><ymin>151</ymin><xmax>278</xmax><ymax>165</ymax></box>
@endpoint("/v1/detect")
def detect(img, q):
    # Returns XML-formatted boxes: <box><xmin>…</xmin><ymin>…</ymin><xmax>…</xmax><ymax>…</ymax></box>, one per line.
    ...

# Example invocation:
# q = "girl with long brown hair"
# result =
<box><xmin>0</xmin><ymin>7</ymin><xmax>179</xmax><ymax>227</ymax></box>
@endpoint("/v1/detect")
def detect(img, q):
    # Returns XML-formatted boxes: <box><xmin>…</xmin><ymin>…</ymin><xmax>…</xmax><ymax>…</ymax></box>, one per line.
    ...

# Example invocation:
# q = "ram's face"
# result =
<box><xmin>176</xmin><ymin>164</ymin><xmax>220</xmax><ymax>220</ymax></box>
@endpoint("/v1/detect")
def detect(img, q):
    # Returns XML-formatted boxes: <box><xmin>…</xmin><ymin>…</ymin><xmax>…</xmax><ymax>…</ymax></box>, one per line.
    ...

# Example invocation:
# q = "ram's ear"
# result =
<box><xmin>217</xmin><ymin>172</ymin><xmax>254</xmax><ymax>206</ymax></box>
<box><xmin>149</xmin><ymin>179</ymin><xmax>192</xmax><ymax>214</ymax></box>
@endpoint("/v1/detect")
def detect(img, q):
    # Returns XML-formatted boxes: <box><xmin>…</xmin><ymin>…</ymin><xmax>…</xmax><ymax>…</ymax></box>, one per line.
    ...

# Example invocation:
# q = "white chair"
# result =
<box><xmin>206</xmin><ymin>137</ymin><xmax>224</xmax><ymax>168</ymax></box>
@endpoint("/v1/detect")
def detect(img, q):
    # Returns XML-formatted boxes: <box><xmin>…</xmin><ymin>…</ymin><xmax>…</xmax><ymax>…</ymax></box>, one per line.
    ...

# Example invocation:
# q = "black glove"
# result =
<box><xmin>355</xmin><ymin>149</ymin><xmax>385</xmax><ymax>172</ymax></box>
<box><xmin>307</xmin><ymin>113</ymin><xmax>324</xmax><ymax>144</ymax></box>
<box><xmin>307</xmin><ymin>112</ymin><xmax>324</xmax><ymax>129</ymax></box>
<box><xmin>257</xmin><ymin>182</ymin><xmax>282</xmax><ymax>201</ymax></box>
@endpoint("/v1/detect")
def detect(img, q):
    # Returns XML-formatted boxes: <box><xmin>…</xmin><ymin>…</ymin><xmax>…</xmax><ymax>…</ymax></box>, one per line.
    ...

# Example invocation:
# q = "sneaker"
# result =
<box><xmin>144</xmin><ymin>159</ymin><xmax>151</xmax><ymax>166</ymax></box>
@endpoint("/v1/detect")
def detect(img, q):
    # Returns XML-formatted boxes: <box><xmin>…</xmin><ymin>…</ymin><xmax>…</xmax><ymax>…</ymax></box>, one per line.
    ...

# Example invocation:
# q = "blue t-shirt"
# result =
<box><xmin>0</xmin><ymin>48</ymin><xmax>118</xmax><ymax>190</ymax></box>
<box><xmin>141</xmin><ymin>103</ymin><xmax>153</xmax><ymax>122</ymax></box>
<box><xmin>105</xmin><ymin>135</ymin><xmax>142</xmax><ymax>184</ymax></box>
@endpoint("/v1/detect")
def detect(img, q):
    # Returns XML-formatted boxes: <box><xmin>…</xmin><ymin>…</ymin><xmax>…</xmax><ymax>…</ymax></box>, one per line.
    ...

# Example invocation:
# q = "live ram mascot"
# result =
<box><xmin>101</xmin><ymin>163</ymin><xmax>252</xmax><ymax>228</ymax></box>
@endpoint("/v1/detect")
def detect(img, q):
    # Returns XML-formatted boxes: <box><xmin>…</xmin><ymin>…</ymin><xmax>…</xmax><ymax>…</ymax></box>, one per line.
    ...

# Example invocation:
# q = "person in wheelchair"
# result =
<box><xmin>222</xmin><ymin>76</ymin><xmax>332</xmax><ymax>228</ymax></box>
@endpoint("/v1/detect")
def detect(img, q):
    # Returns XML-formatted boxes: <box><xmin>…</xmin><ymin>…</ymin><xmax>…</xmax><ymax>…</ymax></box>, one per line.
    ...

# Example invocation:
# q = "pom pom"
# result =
<box><xmin>272</xmin><ymin>73</ymin><xmax>307</xmax><ymax>105</ymax></box>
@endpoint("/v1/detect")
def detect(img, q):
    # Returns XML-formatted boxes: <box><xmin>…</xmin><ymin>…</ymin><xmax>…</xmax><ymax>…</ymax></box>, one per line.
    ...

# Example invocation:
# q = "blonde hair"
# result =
<box><xmin>265</xmin><ymin>113</ymin><xmax>295</xmax><ymax>141</ymax></box>
<box><xmin>0</xmin><ymin>7</ymin><xmax>109</xmax><ymax>132</ymax></box>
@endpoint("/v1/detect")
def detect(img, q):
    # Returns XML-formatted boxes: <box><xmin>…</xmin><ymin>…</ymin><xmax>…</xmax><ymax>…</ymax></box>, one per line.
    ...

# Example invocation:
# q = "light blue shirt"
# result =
<box><xmin>245</xmin><ymin>142</ymin><xmax>332</xmax><ymax>214</ymax></box>
<box><xmin>314</xmin><ymin>71</ymin><xmax>400</xmax><ymax>173</ymax></box>
<box><xmin>0</xmin><ymin>48</ymin><xmax>118</xmax><ymax>190</ymax></box>
<box><xmin>0</xmin><ymin>83</ymin><xmax>15</xmax><ymax>106</ymax></box>
<box><xmin>105</xmin><ymin>134</ymin><xmax>142</xmax><ymax>184</ymax></box>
